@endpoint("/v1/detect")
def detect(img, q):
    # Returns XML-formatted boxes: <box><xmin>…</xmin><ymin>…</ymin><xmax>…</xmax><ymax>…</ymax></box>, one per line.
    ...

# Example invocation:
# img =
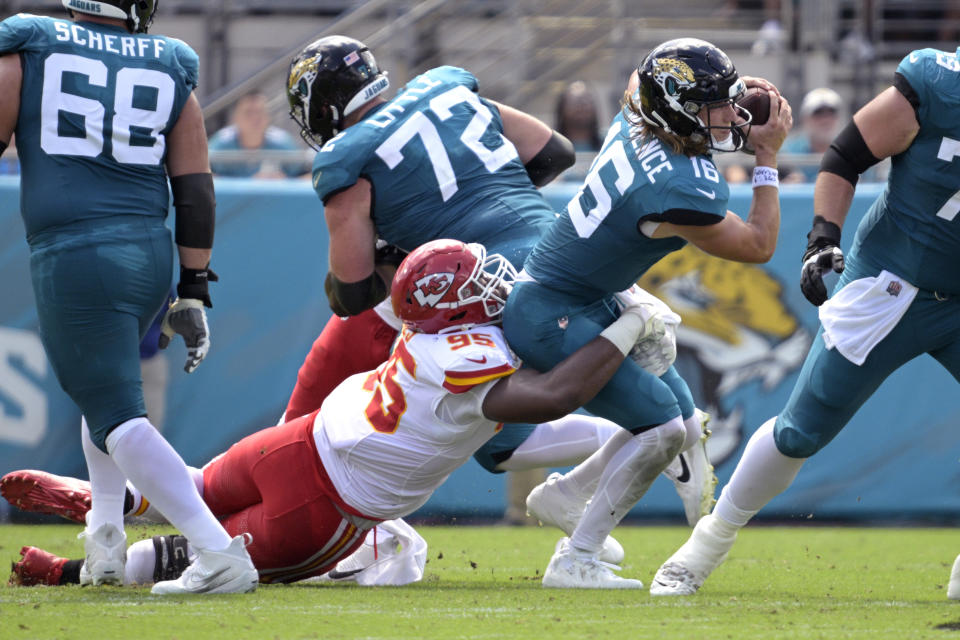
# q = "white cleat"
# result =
<box><xmin>542</xmin><ymin>538</ymin><xmax>643</xmax><ymax>589</ymax></box>
<box><xmin>78</xmin><ymin>514</ymin><xmax>126</xmax><ymax>586</ymax></box>
<box><xmin>948</xmin><ymin>554</ymin><xmax>960</xmax><ymax>600</ymax></box>
<box><xmin>151</xmin><ymin>534</ymin><xmax>258</xmax><ymax>595</ymax></box>
<box><xmin>663</xmin><ymin>409</ymin><xmax>717</xmax><ymax>527</ymax></box>
<box><xmin>526</xmin><ymin>472</ymin><xmax>624</xmax><ymax>564</ymax></box>
<box><xmin>649</xmin><ymin>513</ymin><xmax>737</xmax><ymax>596</ymax></box>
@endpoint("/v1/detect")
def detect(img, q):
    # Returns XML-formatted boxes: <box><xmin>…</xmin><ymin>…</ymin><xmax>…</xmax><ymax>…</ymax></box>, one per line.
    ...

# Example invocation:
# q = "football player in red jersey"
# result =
<box><xmin>5</xmin><ymin>240</ymin><xmax>663</xmax><ymax>588</ymax></box>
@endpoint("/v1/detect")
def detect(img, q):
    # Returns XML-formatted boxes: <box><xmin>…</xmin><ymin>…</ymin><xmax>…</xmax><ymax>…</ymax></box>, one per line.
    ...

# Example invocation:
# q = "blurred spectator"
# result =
<box><xmin>555</xmin><ymin>80</ymin><xmax>603</xmax><ymax>152</ymax></box>
<box><xmin>554</xmin><ymin>80</ymin><xmax>603</xmax><ymax>183</ymax></box>
<box><xmin>208</xmin><ymin>90</ymin><xmax>309</xmax><ymax>179</ymax></box>
<box><xmin>781</xmin><ymin>88</ymin><xmax>843</xmax><ymax>183</ymax></box>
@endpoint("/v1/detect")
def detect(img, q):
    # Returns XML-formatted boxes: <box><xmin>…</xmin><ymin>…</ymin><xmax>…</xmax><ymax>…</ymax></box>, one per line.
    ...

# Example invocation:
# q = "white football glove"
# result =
<box><xmin>613</xmin><ymin>285</ymin><xmax>681</xmax><ymax>377</ymax></box>
<box><xmin>158</xmin><ymin>297</ymin><xmax>211</xmax><ymax>373</ymax></box>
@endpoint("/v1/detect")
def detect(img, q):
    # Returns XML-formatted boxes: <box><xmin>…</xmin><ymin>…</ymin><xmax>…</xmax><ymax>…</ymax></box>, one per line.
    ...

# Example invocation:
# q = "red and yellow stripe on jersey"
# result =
<box><xmin>442</xmin><ymin>362</ymin><xmax>516</xmax><ymax>393</ymax></box>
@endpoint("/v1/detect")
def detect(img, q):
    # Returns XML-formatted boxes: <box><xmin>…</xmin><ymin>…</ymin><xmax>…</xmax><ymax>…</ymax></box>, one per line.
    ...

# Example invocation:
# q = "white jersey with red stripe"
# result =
<box><xmin>314</xmin><ymin>325</ymin><xmax>519</xmax><ymax>520</ymax></box>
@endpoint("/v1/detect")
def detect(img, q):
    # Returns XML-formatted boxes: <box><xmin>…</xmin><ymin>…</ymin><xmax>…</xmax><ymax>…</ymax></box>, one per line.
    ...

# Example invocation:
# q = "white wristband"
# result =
<box><xmin>752</xmin><ymin>166</ymin><xmax>779</xmax><ymax>189</ymax></box>
<box><xmin>599</xmin><ymin>313</ymin><xmax>646</xmax><ymax>357</ymax></box>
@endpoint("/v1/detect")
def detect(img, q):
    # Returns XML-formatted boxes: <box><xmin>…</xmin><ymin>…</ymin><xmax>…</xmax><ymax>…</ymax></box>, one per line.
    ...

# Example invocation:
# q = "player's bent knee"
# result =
<box><xmin>660</xmin><ymin>418</ymin><xmax>687</xmax><ymax>459</ymax></box>
<box><xmin>644</xmin><ymin>417</ymin><xmax>686</xmax><ymax>469</ymax></box>
<box><xmin>772</xmin><ymin>420</ymin><xmax>824</xmax><ymax>459</ymax></box>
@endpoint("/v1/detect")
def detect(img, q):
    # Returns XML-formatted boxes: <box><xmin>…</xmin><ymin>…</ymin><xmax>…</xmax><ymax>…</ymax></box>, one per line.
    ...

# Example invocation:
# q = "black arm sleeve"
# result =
<box><xmin>524</xmin><ymin>131</ymin><xmax>576</xmax><ymax>187</ymax></box>
<box><xmin>819</xmin><ymin>121</ymin><xmax>881</xmax><ymax>188</ymax></box>
<box><xmin>893</xmin><ymin>71</ymin><xmax>921</xmax><ymax>116</ymax></box>
<box><xmin>326</xmin><ymin>271</ymin><xmax>388</xmax><ymax>316</ymax></box>
<box><xmin>171</xmin><ymin>173</ymin><xmax>216</xmax><ymax>249</ymax></box>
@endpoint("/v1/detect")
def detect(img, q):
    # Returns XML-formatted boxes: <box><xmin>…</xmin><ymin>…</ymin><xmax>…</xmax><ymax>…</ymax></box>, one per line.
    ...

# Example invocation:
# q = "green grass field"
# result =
<box><xmin>1</xmin><ymin>523</ymin><xmax>959</xmax><ymax>639</ymax></box>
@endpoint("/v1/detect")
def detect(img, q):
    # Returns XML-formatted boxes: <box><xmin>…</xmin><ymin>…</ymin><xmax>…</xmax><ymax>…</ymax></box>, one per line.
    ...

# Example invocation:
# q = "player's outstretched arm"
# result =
<box><xmin>799</xmin><ymin>84</ymin><xmax>919</xmax><ymax>306</ymax></box>
<box><xmin>162</xmin><ymin>92</ymin><xmax>218</xmax><ymax>372</ymax></box>
<box><xmin>481</xmin><ymin>307</ymin><xmax>649</xmax><ymax>424</ymax></box>
<box><xmin>0</xmin><ymin>54</ymin><xmax>22</xmax><ymax>152</ymax></box>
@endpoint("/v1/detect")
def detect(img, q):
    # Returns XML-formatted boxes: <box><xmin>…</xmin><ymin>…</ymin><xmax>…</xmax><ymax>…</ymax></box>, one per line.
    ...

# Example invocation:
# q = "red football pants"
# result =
<box><xmin>284</xmin><ymin>308</ymin><xmax>398</xmax><ymax>420</ymax></box>
<box><xmin>202</xmin><ymin>413</ymin><xmax>374</xmax><ymax>583</ymax></box>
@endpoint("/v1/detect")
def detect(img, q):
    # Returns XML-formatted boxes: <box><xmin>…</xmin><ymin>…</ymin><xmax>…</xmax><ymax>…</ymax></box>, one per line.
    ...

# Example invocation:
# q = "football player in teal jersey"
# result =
<box><xmin>652</xmin><ymin>46</ymin><xmax>960</xmax><ymax>597</ymax></box>
<box><xmin>285</xmin><ymin>35</ymin><xmax>720</xmax><ymax>534</ymax></box>
<box><xmin>502</xmin><ymin>38</ymin><xmax>792</xmax><ymax>587</ymax></box>
<box><xmin>0</xmin><ymin>1</ymin><xmax>256</xmax><ymax>594</ymax></box>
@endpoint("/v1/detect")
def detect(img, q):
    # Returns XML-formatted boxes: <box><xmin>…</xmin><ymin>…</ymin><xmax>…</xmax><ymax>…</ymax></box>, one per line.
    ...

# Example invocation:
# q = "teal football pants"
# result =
<box><xmin>30</xmin><ymin>217</ymin><xmax>172</xmax><ymax>452</ymax></box>
<box><xmin>775</xmin><ymin>261</ymin><xmax>960</xmax><ymax>458</ymax></box>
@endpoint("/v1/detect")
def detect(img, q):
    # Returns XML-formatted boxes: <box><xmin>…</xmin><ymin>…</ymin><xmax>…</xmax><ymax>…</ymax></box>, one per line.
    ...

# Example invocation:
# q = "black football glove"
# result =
<box><xmin>158</xmin><ymin>266</ymin><xmax>218</xmax><ymax>372</ymax></box>
<box><xmin>799</xmin><ymin>216</ymin><xmax>844</xmax><ymax>306</ymax></box>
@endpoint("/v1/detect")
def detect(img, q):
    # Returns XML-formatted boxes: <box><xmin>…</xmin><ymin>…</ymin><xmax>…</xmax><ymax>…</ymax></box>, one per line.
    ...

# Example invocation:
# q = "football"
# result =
<box><xmin>737</xmin><ymin>87</ymin><xmax>771</xmax><ymax>126</ymax></box>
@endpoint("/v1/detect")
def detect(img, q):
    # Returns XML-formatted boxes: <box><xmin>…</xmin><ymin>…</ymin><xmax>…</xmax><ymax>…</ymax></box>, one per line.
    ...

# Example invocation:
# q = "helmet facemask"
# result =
<box><xmin>451</xmin><ymin>244</ymin><xmax>517</xmax><ymax>330</ymax></box>
<box><xmin>692</xmin><ymin>91</ymin><xmax>752</xmax><ymax>152</ymax></box>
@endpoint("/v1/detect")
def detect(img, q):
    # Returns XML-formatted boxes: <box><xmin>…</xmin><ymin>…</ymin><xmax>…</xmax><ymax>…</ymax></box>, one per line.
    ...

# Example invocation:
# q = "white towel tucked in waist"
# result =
<box><xmin>819</xmin><ymin>270</ymin><xmax>917</xmax><ymax>366</ymax></box>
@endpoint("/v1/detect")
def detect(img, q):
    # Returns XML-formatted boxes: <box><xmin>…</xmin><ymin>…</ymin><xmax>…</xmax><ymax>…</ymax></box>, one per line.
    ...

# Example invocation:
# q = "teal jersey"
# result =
<box><xmin>850</xmin><ymin>47</ymin><xmax>960</xmax><ymax>295</ymax></box>
<box><xmin>311</xmin><ymin>66</ymin><xmax>553</xmax><ymax>268</ymax></box>
<box><xmin>0</xmin><ymin>14</ymin><xmax>198</xmax><ymax>242</ymax></box>
<box><xmin>524</xmin><ymin>111</ymin><xmax>729</xmax><ymax>301</ymax></box>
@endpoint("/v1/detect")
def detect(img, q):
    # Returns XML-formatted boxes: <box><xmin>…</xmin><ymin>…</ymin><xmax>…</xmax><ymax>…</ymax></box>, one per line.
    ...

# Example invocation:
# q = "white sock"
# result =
<box><xmin>495</xmin><ymin>414</ymin><xmax>621</xmax><ymax>471</ymax></box>
<box><xmin>551</xmin><ymin>428</ymin><xmax>633</xmax><ymax>502</ymax></box>
<box><xmin>713</xmin><ymin>417</ymin><xmax>806</xmax><ymax>528</ymax></box>
<box><xmin>81</xmin><ymin>418</ymin><xmax>127</xmax><ymax>532</ymax></box>
<box><xmin>107</xmin><ymin>418</ymin><xmax>232</xmax><ymax>552</ymax></box>
<box><xmin>680</xmin><ymin>411</ymin><xmax>703</xmax><ymax>453</ymax></box>
<box><xmin>126</xmin><ymin>466</ymin><xmax>202</xmax><ymax>524</ymax></box>
<box><xmin>570</xmin><ymin>418</ymin><xmax>685</xmax><ymax>553</ymax></box>
<box><xmin>124</xmin><ymin>539</ymin><xmax>157</xmax><ymax>585</ymax></box>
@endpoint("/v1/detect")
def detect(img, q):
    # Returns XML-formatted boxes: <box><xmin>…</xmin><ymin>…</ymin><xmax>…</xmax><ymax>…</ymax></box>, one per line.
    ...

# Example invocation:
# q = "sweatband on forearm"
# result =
<box><xmin>524</xmin><ymin>131</ymin><xmax>576</xmax><ymax>187</ymax></box>
<box><xmin>171</xmin><ymin>173</ymin><xmax>216</xmax><ymax>249</ymax></box>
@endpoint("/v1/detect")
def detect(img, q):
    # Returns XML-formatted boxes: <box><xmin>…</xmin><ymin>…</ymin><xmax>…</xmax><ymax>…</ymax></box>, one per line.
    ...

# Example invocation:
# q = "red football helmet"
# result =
<box><xmin>391</xmin><ymin>239</ymin><xmax>517</xmax><ymax>334</ymax></box>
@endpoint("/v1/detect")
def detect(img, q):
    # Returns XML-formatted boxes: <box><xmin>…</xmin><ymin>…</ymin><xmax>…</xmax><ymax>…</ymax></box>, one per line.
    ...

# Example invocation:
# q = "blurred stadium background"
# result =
<box><xmin>2</xmin><ymin>0</ymin><xmax>960</xmax><ymax>525</ymax></box>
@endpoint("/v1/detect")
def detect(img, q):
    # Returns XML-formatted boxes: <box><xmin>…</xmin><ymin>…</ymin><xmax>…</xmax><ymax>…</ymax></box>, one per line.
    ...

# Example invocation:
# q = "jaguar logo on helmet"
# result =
<box><xmin>652</xmin><ymin>57</ymin><xmax>696</xmax><ymax>96</ymax></box>
<box><xmin>288</xmin><ymin>56</ymin><xmax>319</xmax><ymax>98</ymax></box>
<box><xmin>413</xmin><ymin>273</ymin><xmax>456</xmax><ymax>308</ymax></box>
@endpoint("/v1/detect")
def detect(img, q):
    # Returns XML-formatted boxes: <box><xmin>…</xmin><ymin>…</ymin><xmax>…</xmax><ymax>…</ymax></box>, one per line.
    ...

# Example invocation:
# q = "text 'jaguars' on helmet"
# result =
<box><xmin>61</xmin><ymin>0</ymin><xmax>158</xmax><ymax>34</ymax></box>
<box><xmin>286</xmin><ymin>35</ymin><xmax>390</xmax><ymax>150</ymax></box>
<box><xmin>636</xmin><ymin>38</ymin><xmax>750</xmax><ymax>152</ymax></box>
<box><xmin>391</xmin><ymin>239</ymin><xmax>517</xmax><ymax>335</ymax></box>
